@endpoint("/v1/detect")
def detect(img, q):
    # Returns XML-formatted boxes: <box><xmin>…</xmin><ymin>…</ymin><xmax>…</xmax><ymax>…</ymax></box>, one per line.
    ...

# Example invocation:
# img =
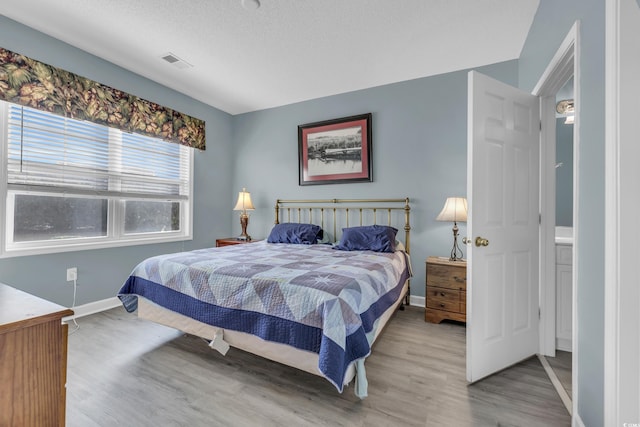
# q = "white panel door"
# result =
<box><xmin>467</xmin><ymin>71</ymin><xmax>540</xmax><ymax>383</ymax></box>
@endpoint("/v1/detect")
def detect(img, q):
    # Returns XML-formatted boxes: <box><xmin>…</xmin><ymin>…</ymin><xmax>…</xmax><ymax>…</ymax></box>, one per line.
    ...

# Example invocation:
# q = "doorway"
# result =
<box><xmin>465</xmin><ymin>21</ymin><xmax>579</xmax><ymax>413</ymax></box>
<box><xmin>545</xmin><ymin>77</ymin><xmax>574</xmax><ymax>401</ymax></box>
<box><xmin>532</xmin><ymin>22</ymin><xmax>579</xmax><ymax>416</ymax></box>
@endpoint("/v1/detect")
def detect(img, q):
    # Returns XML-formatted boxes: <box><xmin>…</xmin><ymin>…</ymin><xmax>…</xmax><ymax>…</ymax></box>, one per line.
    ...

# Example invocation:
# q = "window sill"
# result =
<box><xmin>1</xmin><ymin>233</ymin><xmax>193</xmax><ymax>258</ymax></box>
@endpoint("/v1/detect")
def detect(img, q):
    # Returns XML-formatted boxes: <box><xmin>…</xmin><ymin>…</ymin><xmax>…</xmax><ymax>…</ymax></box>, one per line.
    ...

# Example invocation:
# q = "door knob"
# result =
<box><xmin>462</xmin><ymin>237</ymin><xmax>471</xmax><ymax>245</ymax></box>
<box><xmin>475</xmin><ymin>236</ymin><xmax>489</xmax><ymax>247</ymax></box>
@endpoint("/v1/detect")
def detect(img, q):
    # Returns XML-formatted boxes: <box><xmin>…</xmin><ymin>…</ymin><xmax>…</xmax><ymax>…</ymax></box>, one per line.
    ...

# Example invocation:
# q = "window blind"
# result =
<box><xmin>7</xmin><ymin>104</ymin><xmax>189</xmax><ymax>200</ymax></box>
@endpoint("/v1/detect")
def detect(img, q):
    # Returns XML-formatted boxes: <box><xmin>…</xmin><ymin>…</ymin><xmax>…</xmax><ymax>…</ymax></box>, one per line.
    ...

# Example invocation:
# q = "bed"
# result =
<box><xmin>118</xmin><ymin>198</ymin><xmax>412</xmax><ymax>398</ymax></box>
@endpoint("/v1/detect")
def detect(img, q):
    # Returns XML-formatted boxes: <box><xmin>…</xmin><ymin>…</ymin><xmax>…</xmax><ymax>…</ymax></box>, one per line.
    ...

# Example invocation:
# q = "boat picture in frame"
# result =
<box><xmin>298</xmin><ymin>113</ymin><xmax>372</xmax><ymax>185</ymax></box>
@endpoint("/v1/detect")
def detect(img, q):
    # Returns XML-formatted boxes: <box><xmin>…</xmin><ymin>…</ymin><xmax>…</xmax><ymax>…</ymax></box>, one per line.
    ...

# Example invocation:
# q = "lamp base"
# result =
<box><xmin>238</xmin><ymin>213</ymin><xmax>251</xmax><ymax>241</ymax></box>
<box><xmin>449</xmin><ymin>222</ymin><xmax>464</xmax><ymax>261</ymax></box>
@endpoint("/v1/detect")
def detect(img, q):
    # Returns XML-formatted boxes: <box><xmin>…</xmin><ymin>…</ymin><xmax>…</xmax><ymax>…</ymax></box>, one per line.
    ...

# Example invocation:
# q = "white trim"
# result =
<box><xmin>571</xmin><ymin>23</ymin><xmax>581</xmax><ymax>424</ymax></box>
<box><xmin>531</xmin><ymin>21</ymin><xmax>580</xmax><ymax>423</ymax></box>
<box><xmin>556</xmin><ymin>338</ymin><xmax>572</xmax><ymax>353</ymax></box>
<box><xmin>533</xmin><ymin>22</ymin><xmax>578</xmax><ymax>356</ymax></box>
<box><xmin>187</xmin><ymin>147</ymin><xmax>194</xmax><ymax>240</ymax></box>
<box><xmin>538</xmin><ymin>94</ymin><xmax>558</xmax><ymax>358</ymax></box>
<box><xmin>605</xmin><ymin>0</ymin><xmax>640</xmax><ymax>425</ymax></box>
<box><xmin>532</xmin><ymin>22</ymin><xmax>578</xmax><ymax>95</ymax></box>
<box><xmin>604</xmin><ymin>2</ymin><xmax>620</xmax><ymax>425</ymax></box>
<box><xmin>0</xmin><ymin>103</ymin><xmax>6</xmax><ymax>255</ymax></box>
<box><xmin>409</xmin><ymin>295</ymin><xmax>425</xmax><ymax>308</ymax></box>
<box><xmin>574</xmin><ymin>413</ymin><xmax>586</xmax><ymax>427</ymax></box>
<box><xmin>1</xmin><ymin>232</ymin><xmax>192</xmax><ymax>258</ymax></box>
<box><xmin>538</xmin><ymin>354</ymin><xmax>572</xmax><ymax>416</ymax></box>
<box><xmin>63</xmin><ymin>296</ymin><xmax>121</xmax><ymax>321</ymax></box>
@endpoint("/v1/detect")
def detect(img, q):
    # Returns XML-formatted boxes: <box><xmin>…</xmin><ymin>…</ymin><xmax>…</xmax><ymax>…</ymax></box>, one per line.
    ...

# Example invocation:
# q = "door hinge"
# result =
<box><xmin>539</xmin><ymin>307</ymin><xmax>541</xmax><ymax>319</ymax></box>
<box><xmin>540</xmin><ymin>120</ymin><xmax>542</xmax><ymax>131</ymax></box>
<box><xmin>539</xmin><ymin>213</ymin><xmax>542</xmax><ymax>225</ymax></box>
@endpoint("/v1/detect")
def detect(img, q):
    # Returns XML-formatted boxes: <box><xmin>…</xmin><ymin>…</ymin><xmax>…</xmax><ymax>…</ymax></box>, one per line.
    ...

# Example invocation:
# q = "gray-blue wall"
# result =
<box><xmin>230</xmin><ymin>61</ymin><xmax>519</xmax><ymax>299</ymax></box>
<box><xmin>0</xmin><ymin>15</ymin><xmax>518</xmax><ymax>306</ymax></box>
<box><xmin>519</xmin><ymin>1</ymin><xmax>605</xmax><ymax>425</ymax></box>
<box><xmin>0</xmin><ymin>16</ymin><xmax>234</xmax><ymax>306</ymax></box>
<box><xmin>556</xmin><ymin>118</ymin><xmax>574</xmax><ymax>227</ymax></box>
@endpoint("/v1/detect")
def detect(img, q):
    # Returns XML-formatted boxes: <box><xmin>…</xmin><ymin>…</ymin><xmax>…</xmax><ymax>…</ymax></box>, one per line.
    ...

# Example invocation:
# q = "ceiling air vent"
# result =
<box><xmin>160</xmin><ymin>52</ymin><xmax>193</xmax><ymax>70</ymax></box>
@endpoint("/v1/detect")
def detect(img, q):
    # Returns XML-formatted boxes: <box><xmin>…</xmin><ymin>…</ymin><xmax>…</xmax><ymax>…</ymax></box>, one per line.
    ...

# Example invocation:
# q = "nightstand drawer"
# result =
<box><xmin>426</xmin><ymin>261</ymin><xmax>466</xmax><ymax>290</ymax></box>
<box><xmin>425</xmin><ymin>256</ymin><xmax>467</xmax><ymax>324</ymax></box>
<box><xmin>426</xmin><ymin>287</ymin><xmax>460</xmax><ymax>312</ymax></box>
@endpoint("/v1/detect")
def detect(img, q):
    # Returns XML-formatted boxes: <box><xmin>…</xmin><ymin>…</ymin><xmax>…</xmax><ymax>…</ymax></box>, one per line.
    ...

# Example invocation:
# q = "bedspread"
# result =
<box><xmin>118</xmin><ymin>241</ymin><xmax>410</xmax><ymax>392</ymax></box>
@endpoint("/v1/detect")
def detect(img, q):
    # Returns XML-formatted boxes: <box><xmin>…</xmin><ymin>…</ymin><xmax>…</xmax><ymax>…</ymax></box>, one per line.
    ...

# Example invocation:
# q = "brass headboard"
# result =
<box><xmin>274</xmin><ymin>198</ymin><xmax>411</xmax><ymax>254</ymax></box>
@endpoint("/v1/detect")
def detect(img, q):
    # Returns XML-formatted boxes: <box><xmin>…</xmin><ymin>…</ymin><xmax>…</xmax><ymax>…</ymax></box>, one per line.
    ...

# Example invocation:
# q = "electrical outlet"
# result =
<box><xmin>66</xmin><ymin>267</ymin><xmax>77</xmax><ymax>282</ymax></box>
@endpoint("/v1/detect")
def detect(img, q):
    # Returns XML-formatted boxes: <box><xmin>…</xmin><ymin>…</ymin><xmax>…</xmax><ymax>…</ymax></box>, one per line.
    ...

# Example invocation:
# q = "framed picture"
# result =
<box><xmin>298</xmin><ymin>113</ymin><xmax>372</xmax><ymax>185</ymax></box>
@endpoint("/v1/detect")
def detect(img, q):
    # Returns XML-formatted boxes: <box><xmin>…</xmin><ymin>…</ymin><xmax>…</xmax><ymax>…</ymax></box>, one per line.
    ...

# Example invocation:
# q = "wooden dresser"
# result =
<box><xmin>0</xmin><ymin>283</ymin><xmax>74</xmax><ymax>427</ymax></box>
<box><xmin>425</xmin><ymin>256</ymin><xmax>467</xmax><ymax>323</ymax></box>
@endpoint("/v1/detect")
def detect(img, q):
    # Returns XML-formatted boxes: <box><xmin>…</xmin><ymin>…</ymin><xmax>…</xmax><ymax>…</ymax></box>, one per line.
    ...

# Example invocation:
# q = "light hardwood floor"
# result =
<box><xmin>66</xmin><ymin>306</ymin><xmax>570</xmax><ymax>426</ymax></box>
<box><xmin>546</xmin><ymin>350</ymin><xmax>572</xmax><ymax>398</ymax></box>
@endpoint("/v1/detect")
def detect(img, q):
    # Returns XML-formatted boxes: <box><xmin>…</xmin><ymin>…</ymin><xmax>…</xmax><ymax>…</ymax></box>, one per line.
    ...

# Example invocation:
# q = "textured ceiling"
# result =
<box><xmin>1</xmin><ymin>0</ymin><xmax>539</xmax><ymax>115</ymax></box>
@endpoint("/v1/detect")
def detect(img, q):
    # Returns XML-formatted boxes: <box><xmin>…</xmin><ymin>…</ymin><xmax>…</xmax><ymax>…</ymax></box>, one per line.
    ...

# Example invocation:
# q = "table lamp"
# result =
<box><xmin>233</xmin><ymin>187</ymin><xmax>255</xmax><ymax>240</ymax></box>
<box><xmin>436</xmin><ymin>197</ymin><xmax>468</xmax><ymax>261</ymax></box>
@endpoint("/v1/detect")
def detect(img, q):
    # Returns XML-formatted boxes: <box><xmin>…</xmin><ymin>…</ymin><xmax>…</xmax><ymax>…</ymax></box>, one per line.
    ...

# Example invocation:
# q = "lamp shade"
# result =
<box><xmin>233</xmin><ymin>188</ymin><xmax>255</xmax><ymax>212</ymax></box>
<box><xmin>436</xmin><ymin>197</ymin><xmax>467</xmax><ymax>223</ymax></box>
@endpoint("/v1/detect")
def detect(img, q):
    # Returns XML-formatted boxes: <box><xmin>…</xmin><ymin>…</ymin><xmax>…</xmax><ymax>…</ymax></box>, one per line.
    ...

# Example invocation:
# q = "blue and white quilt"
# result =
<box><xmin>118</xmin><ymin>241</ymin><xmax>411</xmax><ymax>392</ymax></box>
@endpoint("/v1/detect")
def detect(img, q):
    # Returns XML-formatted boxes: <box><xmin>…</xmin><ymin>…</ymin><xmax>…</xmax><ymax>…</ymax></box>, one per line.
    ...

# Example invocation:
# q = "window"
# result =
<box><xmin>1</xmin><ymin>101</ymin><xmax>193</xmax><ymax>256</ymax></box>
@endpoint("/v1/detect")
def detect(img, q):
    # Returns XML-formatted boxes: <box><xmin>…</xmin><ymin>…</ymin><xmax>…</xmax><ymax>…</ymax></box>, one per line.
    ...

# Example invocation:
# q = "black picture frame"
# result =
<box><xmin>298</xmin><ymin>113</ymin><xmax>372</xmax><ymax>185</ymax></box>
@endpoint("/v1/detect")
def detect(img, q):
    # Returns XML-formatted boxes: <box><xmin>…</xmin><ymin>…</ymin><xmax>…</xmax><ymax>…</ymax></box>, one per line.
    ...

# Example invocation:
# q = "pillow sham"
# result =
<box><xmin>333</xmin><ymin>225</ymin><xmax>398</xmax><ymax>253</ymax></box>
<box><xmin>267</xmin><ymin>223</ymin><xmax>323</xmax><ymax>245</ymax></box>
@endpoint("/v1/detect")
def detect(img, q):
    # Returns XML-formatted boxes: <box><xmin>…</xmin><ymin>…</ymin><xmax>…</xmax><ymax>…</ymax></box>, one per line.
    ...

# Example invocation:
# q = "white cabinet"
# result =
<box><xmin>555</xmin><ymin>243</ymin><xmax>573</xmax><ymax>351</ymax></box>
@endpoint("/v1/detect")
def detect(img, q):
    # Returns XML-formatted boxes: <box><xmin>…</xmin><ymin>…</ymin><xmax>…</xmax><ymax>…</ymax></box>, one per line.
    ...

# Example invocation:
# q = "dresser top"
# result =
<box><xmin>0</xmin><ymin>283</ymin><xmax>74</xmax><ymax>333</ymax></box>
<box><xmin>426</xmin><ymin>256</ymin><xmax>467</xmax><ymax>267</ymax></box>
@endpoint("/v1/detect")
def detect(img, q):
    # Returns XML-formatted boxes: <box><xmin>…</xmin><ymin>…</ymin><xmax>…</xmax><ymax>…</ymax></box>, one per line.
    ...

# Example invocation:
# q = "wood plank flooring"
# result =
<box><xmin>546</xmin><ymin>350</ymin><xmax>572</xmax><ymax>398</ymax></box>
<box><xmin>65</xmin><ymin>307</ymin><xmax>570</xmax><ymax>426</ymax></box>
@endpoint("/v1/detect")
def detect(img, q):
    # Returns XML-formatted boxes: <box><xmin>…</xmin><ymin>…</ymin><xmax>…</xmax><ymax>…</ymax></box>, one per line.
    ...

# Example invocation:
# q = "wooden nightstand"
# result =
<box><xmin>215</xmin><ymin>238</ymin><xmax>260</xmax><ymax>247</ymax></box>
<box><xmin>425</xmin><ymin>256</ymin><xmax>467</xmax><ymax>323</ymax></box>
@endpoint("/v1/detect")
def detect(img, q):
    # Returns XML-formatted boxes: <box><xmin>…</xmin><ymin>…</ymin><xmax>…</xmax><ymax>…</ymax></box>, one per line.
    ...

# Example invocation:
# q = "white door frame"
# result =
<box><xmin>605</xmin><ymin>0</ymin><xmax>640</xmax><ymax>424</ymax></box>
<box><xmin>531</xmin><ymin>21</ymin><xmax>580</xmax><ymax>415</ymax></box>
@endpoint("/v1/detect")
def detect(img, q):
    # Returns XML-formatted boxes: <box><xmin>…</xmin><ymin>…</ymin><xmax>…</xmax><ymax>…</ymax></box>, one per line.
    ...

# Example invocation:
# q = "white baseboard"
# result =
<box><xmin>538</xmin><ymin>354</ymin><xmax>572</xmax><ymax>416</ymax></box>
<box><xmin>409</xmin><ymin>295</ymin><xmax>425</xmax><ymax>307</ymax></box>
<box><xmin>63</xmin><ymin>296</ymin><xmax>121</xmax><ymax>321</ymax></box>
<box><xmin>556</xmin><ymin>337</ymin><xmax>572</xmax><ymax>352</ymax></box>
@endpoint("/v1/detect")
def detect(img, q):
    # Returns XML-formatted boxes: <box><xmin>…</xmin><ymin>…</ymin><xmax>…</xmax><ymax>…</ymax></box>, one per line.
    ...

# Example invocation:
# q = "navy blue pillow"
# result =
<box><xmin>267</xmin><ymin>223</ymin><xmax>323</xmax><ymax>244</ymax></box>
<box><xmin>333</xmin><ymin>225</ymin><xmax>398</xmax><ymax>253</ymax></box>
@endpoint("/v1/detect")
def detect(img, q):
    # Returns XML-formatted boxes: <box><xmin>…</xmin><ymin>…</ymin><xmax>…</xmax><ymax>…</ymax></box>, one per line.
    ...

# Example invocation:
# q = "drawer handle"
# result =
<box><xmin>454</xmin><ymin>276</ymin><xmax>465</xmax><ymax>282</ymax></box>
<box><xmin>440</xmin><ymin>292</ymin><xmax>446</xmax><ymax>297</ymax></box>
<box><xmin>439</xmin><ymin>303</ymin><xmax>446</xmax><ymax>308</ymax></box>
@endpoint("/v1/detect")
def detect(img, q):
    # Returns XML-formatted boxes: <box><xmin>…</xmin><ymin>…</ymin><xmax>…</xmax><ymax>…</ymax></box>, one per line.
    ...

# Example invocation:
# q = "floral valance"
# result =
<box><xmin>0</xmin><ymin>47</ymin><xmax>205</xmax><ymax>150</ymax></box>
